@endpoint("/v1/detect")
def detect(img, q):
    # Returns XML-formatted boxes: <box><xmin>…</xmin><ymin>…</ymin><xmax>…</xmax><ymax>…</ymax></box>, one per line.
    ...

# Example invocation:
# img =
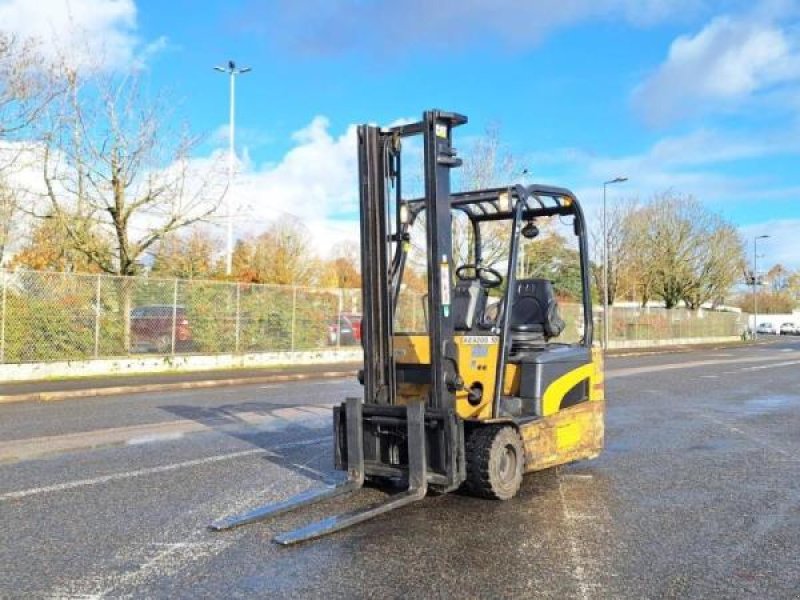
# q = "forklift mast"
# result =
<box><xmin>358</xmin><ymin>110</ymin><xmax>467</xmax><ymax>414</ymax></box>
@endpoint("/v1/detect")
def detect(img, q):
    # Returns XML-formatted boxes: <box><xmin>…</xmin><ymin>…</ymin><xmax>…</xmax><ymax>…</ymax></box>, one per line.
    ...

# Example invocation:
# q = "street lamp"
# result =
<box><xmin>214</xmin><ymin>60</ymin><xmax>252</xmax><ymax>276</ymax></box>
<box><xmin>602</xmin><ymin>176</ymin><xmax>628</xmax><ymax>350</ymax></box>
<box><xmin>752</xmin><ymin>234</ymin><xmax>770</xmax><ymax>340</ymax></box>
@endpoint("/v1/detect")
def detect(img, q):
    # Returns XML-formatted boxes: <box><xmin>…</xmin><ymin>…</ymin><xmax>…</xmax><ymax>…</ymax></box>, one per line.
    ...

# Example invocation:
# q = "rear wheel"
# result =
<box><xmin>464</xmin><ymin>426</ymin><xmax>525</xmax><ymax>500</ymax></box>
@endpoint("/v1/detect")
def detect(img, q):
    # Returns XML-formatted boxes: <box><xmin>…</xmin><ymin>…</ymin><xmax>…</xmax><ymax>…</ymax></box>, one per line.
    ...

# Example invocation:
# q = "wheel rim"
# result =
<box><xmin>498</xmin><ymin>444</ymin><xmax>517</xmax><ymax>483</ymax></box>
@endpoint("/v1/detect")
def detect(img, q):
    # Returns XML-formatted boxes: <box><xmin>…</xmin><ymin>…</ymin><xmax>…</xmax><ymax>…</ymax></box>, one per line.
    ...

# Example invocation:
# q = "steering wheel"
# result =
<box><xmin>455</xmin><ymin>264</ymin><xmax>504</xmax><ymax>288</ymax></box>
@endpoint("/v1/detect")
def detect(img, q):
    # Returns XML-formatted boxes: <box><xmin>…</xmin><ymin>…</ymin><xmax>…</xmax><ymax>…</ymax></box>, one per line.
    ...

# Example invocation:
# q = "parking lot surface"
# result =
<box><xmin>1</xmin><ymin>338</ymin><xmax>799</xmax><ymax>598</ymax></box>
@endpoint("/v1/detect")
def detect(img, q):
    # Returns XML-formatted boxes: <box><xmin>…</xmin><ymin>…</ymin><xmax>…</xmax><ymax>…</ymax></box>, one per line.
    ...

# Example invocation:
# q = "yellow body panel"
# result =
<box><xmin>393</xmin><ymin>334</ymin><xmax>500</xmax><ymax>419</ymax></box>
<box><xmin>590</xmin><ymin>346</ymin><xmax>605</xmax><ymax>401</ymax></box>
<box><xmin>392</xmin><ymin>335</ymin><xmax>605</xmax><ymax>471</ymax></box>
<box><xmin>393</xmin><ymin>335</ymin><xmax>601</xmax><ymax>416</ymax></box>
<box><xmin>541</xmin><ymin>363</ymin><xmax>594</xmax><ymax>416</ymax></box>
<box><xmin>519</xmin><ymin>399</ymin><xmax>605</xmax><ymax>472</ymax></box>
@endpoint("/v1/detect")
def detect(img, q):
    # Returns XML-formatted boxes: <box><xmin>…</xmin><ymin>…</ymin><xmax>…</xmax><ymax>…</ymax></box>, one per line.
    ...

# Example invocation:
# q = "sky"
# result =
<box><xmin>2</xmin><ymin>0</ymin><xmax>800</xmax><ymax>268</ymax></box>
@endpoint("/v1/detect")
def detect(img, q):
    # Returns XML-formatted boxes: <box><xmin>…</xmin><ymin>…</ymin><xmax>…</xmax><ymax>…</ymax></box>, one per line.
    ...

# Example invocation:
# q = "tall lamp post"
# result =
<box><xmin>752</xmin><ymin>234</ymin><xmax>769</xmax><ymax>340</ymax></box>
<box><xmin>602</xmin><ymin>176</ymin><xmax>628</xmax><ymax>350</ymax></box>
<box><xmin>214</xmin><ymin>60</ymin><xmax>252</xmax><ymax>276</ymax></box>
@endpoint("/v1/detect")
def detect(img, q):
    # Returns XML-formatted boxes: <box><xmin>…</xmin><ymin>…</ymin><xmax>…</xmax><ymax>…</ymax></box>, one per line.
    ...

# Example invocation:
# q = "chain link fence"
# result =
<box><xmin>393</xmin><ymin>292</ymin><xmax>746</xmax><ymax>345</ymax></box>
<box><xmin>0</xmin><ymin>269</ymin><xmax>361</xmax><ymax>363</ymax></box>
<box><xmin>597</xmin><ymin>305</ymin><xmax>747</xmax><ymax>342</ymax></box>
<box><xmin>0</xmin><ymin>269</ymin><xmax>748</xmax><ymax>364</ymax></box>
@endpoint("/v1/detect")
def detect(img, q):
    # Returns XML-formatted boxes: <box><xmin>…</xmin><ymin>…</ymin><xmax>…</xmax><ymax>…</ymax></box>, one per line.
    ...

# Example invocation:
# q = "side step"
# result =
<box><xmin>208</xmin><ymin>398</ymin><xmax>428</xmax><ymax>545</ymax></box>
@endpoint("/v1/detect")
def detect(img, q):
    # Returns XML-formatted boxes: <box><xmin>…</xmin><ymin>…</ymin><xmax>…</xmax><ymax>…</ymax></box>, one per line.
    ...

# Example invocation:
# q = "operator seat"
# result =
<box><xmin>509</xmin><ymin>279</ymin><xmax>565</xmax><ymax>352</ymax></box>
<box><xmin>452</xmin><ymin>280</ymin><xmax>488</xmax><ymax>331</ymax></box>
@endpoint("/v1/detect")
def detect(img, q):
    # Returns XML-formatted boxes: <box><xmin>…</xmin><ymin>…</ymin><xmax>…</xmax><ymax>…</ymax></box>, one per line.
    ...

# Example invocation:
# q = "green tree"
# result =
<box><xmin>521</xmin><ymin>229</ymin><xmax>583</xmax><ymax>301</ymax></box>
<box><xmin>233</xmin><ymin>215</ymin><xmax>318</xmax><ymax>285</ymax></box>
<box><xmin>151</xmin><ymin>229</ymin><xmax>222</xmax><ymax>279</ymax></box>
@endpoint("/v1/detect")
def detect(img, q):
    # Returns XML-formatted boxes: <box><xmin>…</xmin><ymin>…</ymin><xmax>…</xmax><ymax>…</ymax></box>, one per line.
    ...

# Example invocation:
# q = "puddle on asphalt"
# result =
<box><xmin>733</xmin><ymin>395</ymin><xmax>800</xmax><ymax>416</ymax></box>
<box><xmin>685</xmin><ymin>438</ymin><xmax>734</xmax><ymax>452</ymax></box>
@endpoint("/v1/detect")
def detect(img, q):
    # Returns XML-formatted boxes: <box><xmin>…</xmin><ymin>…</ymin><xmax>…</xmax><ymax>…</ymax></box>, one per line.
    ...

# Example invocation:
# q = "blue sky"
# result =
<box><xmin>4</xmin><ymin>0</ymin><xmax>800</xmax><ymax>267</ymax></box>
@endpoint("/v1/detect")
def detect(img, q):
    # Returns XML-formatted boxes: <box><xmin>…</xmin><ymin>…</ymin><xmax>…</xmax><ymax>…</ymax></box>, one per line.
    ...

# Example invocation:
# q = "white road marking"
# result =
<box><xmin>737</xmin><ymin>359</ymin><xmax>800</xmax><ymax>372</ymax></box>
<box><xmin>0</xmin><ymin>436</ymin><xmax>329</xmax><ymax>502</ymax></box>
<box><xmin>127</xmin><ymin>432</ymin><xmax>185</xmax><ymax>445</ymax></box>
<box><xmin>0</xmin><ymin>449</ymin><xmax>263</xmax><ymax>501</ymax></box>
<box><xmin>607</xmin><ymin>353</ymin><xmax>792</xmax><ymax>379</ymax></box>
<box><xmin>556</xmin><ymin>472</ymin><xmax>615</xmax><ymax>599</ymax></box>
<box><xmin>557</xmin><ymin>477</ymin><xmax>593</xmax><ymax>600</ymax></box>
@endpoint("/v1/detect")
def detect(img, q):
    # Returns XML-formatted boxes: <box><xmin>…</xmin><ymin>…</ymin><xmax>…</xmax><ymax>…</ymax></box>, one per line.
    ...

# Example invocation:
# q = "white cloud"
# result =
<box><xmin>201</xmin><ymin>116</ymin><xmax>800</xmax><ymax>265</ymax></box>
<box><xmin>209</xmin><ymin>116</ymin><xmax>359</xmax><ymax>255</ymax></box>
<box><xmin>259</xmin><ymin>0</ymin><xmax>707</xmax><ymax>56</ymax></box>
<box><xmin>634</xmin><ymin>13</ymin><xmax>800</xmax><ymax>123</ymax></box>
<box><xmin>522</xmin><ymin>126</ymin><xmax>800</xmax><ymax>267</ymax></box>
<box><xmin>0</xmin><ymin>0</ymin><xmax>159</xmax><ymax>70</ymax></box>
<box><xmin>527</xmin><ymin>128</ymin><xmax>798</xmax><ymax>213</ymax></box>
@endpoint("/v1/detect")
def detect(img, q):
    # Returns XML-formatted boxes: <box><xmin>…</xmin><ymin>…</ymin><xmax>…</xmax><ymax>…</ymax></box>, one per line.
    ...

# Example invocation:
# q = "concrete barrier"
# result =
<box><xmin>0</xmin><ymin>349</ymin><xmax>363</xmax><ymax>383</ymax></box>
<box><xmin>607</xmin><ymin>336</ymin><xmax>741</xmax><ymax>349</ymax></box>
<box><xmin>0</xmin><ymin>337</ymin><xmax>748</xmax><ymax>383</ymax></box>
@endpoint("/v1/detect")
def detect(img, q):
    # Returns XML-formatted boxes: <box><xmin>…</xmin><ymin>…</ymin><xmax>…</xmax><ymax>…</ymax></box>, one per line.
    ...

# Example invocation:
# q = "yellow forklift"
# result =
<box><xmin>210</xmin><ymin>109</ymin><xmax>605</xmax><ymax>544</ymax></box>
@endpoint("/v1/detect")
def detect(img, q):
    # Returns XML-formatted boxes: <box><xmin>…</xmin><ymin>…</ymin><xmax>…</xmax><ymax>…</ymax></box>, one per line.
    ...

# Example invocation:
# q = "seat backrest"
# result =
<box><xmin>452</xmin><ymin>280</ymin><xmax>487</xmax><ymax>331</ymax></box>
<box><xmin>510</xmin><ymin>279</ymin><xmax>565</xmax><ymax>339</ymax></box>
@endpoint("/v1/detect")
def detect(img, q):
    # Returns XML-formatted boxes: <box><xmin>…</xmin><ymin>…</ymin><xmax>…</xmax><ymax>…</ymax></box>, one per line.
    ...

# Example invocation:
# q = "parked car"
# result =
<box><xmin>131</xmin><ymin>305</ymin><xmax>193</xmax><ymax>353</ymax></box>
<box><xmin>327</xmin><ymin>313</ymin><xmax>362</xmax><ymax>346</ymax></box>
<box><xmin>779</xmin><ymin>322</ymin><xmax>798</xmax><ymax>336</ymax></box>
<box><xmin>756</xmin><ymin>322</ymin><xmax>777</xmax><ymax>335</ymax></box>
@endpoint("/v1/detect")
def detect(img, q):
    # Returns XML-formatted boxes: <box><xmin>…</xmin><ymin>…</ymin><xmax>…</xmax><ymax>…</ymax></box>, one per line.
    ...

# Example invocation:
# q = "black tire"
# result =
<box><xmin>464</xmin><ymin>426</ymin><xmax>525</xmax><ymax>500</ymax></box>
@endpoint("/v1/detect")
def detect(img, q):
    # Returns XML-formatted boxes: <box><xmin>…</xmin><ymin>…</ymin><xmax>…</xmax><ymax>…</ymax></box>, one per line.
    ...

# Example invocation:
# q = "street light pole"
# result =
<box><xmin>602</xmin><ymin>176</ymin><xmax>628</xmax><ymax>351</ymax></box>
<box><xmin>752</xmin><ymin>234</ymin><xmax>769</xmax><ymax>340</ymax></box>
<box><xmin>214</xmin><ymin>60</ymin><xmax>252</xmax><ymax>276</ymax></box>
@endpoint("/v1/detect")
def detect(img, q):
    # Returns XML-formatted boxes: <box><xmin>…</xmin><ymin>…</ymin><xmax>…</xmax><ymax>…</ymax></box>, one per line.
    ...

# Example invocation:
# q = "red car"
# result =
<box><xmin>131</xmin><ymin>305</ymin><xmax>192</xmax><ymax>353</ymax></box>
<box><xmin>327</xmin><ymin>313</ymin><xmax>362</xmax><ymax>346</ymax></box>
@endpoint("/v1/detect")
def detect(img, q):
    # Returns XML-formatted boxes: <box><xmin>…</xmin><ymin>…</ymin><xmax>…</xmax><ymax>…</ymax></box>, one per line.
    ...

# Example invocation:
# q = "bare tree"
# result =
<box><xmin>0</xmin><ymin>33</ymin><xmax>56</xmax><ymax>144</ymax></box>
<box><xmin>0</xmin><ymin>34</ymin><xmax>59</xmax><ymax>260</ymax></box>
<box><xmin>458</xmin><ymin>123</ymin><xmax>520</xmax><ymax>268</ymax></box>
<box><xmin>35</xmin><ymin>67</ymin><xmax>224</xmax><ymax>276</ymax></box>
<box><xmin>766</xmin><ymin>264</ymin><xmax>790</xmax><ymax>293</ymax></box>
<box><xmin>591</xmin><ymin>199</ymin><xmax>639</xmax><ymax>305</ymax></box>
<box><xmin>0</xmin><ymin>177</ymin><xmax>18</xmax><ymax>264</ymax></box>
<box><xmin>627</xmin><ymin>193</ymin><xmax>744</xmax><ymax>309</ymax></box>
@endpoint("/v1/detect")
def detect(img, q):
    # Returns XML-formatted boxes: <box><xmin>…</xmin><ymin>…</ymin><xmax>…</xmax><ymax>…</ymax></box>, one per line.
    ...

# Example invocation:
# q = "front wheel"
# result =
<box><xmin>464</xmin><ymin>426</ymin><xmax>525</xmax><ymax>500</ymax></box>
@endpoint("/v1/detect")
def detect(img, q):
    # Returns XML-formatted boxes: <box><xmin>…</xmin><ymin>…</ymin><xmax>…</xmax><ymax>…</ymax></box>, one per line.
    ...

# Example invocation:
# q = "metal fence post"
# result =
<box><xmin>171</xmin><ymin>278</ymin><xmax>178</xmax><ymax>355</ymax></box>
<box><xmin>235</xmin><ymin>282</ymin><xmax>241</xmax><ymax>353</ymax></box>
<box><xmin>0</xmin><ymin>269</ymin><xmax>6</xmax><ymax>364</ymax></box>
<box><xmin>94</xmin><ymin>274</ymin><xmax>101</xmax><ymax>358</ymax></box>
<box><xmin>337</xmin><ymin>289</ymin><xmax>343</xmax><ymax>349</ymax></box>
<box><xmin>290</xmin><ymin>286</ymin><xmax>297</xmax><ymax>352</ymax></box>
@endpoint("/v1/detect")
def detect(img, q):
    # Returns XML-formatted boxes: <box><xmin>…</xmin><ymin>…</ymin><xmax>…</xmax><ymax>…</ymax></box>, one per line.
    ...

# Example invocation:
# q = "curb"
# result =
<box><xmin>0</xmin><ymin>369</ymin><xmax>358</xmax><ymax>406</ymax></box>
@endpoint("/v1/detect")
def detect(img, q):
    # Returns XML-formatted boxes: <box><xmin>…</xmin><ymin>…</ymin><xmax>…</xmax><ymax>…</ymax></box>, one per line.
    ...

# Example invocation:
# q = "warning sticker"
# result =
<box><xmin>461</xmin><ymin>335</ymin><xmax>499</xmax><ymax>345</ymax></box>
<box><xmin>440</xmin><ymin>259</ymin><xmax>451</xmax><ymax>308</ymax></box>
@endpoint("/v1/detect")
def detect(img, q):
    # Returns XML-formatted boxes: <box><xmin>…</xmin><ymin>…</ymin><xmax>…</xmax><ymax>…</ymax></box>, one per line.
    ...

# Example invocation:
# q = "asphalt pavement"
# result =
<box><xmin>1</xmin><ymin>337</ymin><xmax>799</xmax><ymax>598</ymax></box>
